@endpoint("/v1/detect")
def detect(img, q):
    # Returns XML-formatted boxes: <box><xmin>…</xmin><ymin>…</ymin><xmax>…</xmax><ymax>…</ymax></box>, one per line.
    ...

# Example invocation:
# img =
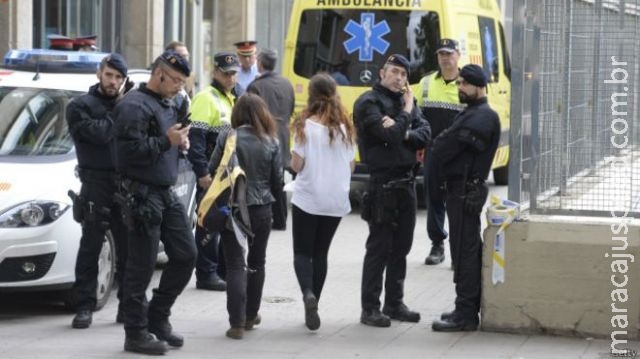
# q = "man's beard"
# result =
<box><xmin>458</xmin><ymin>91</ymin><xmax>472</xmax><ymax>104</ymax></box>
<box><xmin>100</xmin><ymin>83</ymin><xmax>118</xmax><ymax>97</ymax></box>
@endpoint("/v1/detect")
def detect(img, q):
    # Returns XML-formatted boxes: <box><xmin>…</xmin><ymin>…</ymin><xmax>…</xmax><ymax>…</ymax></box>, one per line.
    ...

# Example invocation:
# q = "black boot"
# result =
<box><xmin>360</xmin><ymin>309</ymin><xmax>391</xmax><ymax>327</ymax></box>
<box><xmin>432</xmin><ymin>312</ymin><xmax>479</xmax><ymax>332</ymax></box>
<box><xmin>148</xmin><ymin>318</ymin><xmax>184</xmax><ymax>347</ymax></box>
<box><xmin>196</xmin><ymin>274</ymin><xmax>227</xmax><ymax>291</ymax></box>
<box><xmin>440</xmin><ymin>310</ymin><xmax>456</xmax><ymax>321</ymax></box>
<box><xmin>72</xmin><ymin>309</ymin><xmax>92</xmax><ymax>329</ymax></box>
<box><xmin>424</xmin><ymin>242</ymin><xmax>445</xmax><ymax>265</ymax></box>
<box><xmin>382</xmin><ymin>303</ymin><xmax>421</xmax><ymax>323</ymax></box>
<box><xmin>303</xmin><ymin>291</ymin><xmax>320</xmax><ymax>331</ymax></box>
<box><xmin>124</xmin><ymin>332</ymin><xmax>169</xmax><ymax>355</ymax></box>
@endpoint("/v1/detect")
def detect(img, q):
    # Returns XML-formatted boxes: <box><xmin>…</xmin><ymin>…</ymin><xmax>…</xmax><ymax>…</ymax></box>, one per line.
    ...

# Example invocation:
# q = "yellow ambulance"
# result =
<box><xmin>282</xmin><ymin>0</ymin><xmax>511</xmax><ymax>186</ymax></box>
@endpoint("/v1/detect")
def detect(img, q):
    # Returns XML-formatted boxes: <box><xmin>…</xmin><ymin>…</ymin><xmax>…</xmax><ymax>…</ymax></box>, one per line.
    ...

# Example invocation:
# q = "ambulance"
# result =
<box><xmin>282</xmin><ymin>0</ymin><xmax>512</xmax><ymax>188</ymax></box>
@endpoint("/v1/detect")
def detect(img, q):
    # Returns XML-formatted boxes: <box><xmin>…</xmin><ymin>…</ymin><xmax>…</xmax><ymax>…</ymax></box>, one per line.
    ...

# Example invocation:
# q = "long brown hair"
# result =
<box><xmin>292</xmin><ymin>73</ymin><xmax>355</xmax><ymax>146</ymax></box>
<box><xmin>231</xmin><ymin>93</ymin><xmax>277</xmax><ymax>140</ymax></box>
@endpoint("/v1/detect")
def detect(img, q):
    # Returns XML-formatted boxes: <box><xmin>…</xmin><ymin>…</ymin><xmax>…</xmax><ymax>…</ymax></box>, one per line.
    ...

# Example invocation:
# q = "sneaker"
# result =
<box><xmin>360</xmin><ymin>309</ymin><xmax>391</xmax><ymax>328</ymax></box>
<box><xmin>382</xmin><ymin>303</ymin><xmax>421</xmax><ymax>323</ymax></box>
<box><xmin>148</xmin><ymin>318</ymin><xmax>184</xmax><ymax>347</ymax></box>
<box><xmin>226</xmin><ymin>327</ymin><xmax>244</xmax><ymax>339</ymax></box>
<box><xmin>71</xmin><ymin>309</ymin><xmax>92</xmax><ymax>329</ymax></box>
<box><xmin>124</xmin><ymin>332</ymin><xmax>169</xmax><ymax>355</ymax></box>
<box><xmin>424</xmin><ymin>243</ymin><xmax>445</xmax><ymax>265</ymax></box>
<box><xmin>303</xmin><ymin>292</ymin><xmax>320</xmax><ymax>331</ymax></box>
<box><xmin>245</xmin><ymin>313</ymin><xmax>261</xmax><ymax>330</ymax></box>
<box><xmin>196</xmin><ymin>275</ymin><xmax>227</xmax><ymax>291</ymax></box>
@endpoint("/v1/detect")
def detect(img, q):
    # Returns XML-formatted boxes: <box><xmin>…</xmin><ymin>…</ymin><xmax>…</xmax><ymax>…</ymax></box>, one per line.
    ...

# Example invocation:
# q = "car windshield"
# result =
<box><xmin>294</xmin><ymin>9</ymin><xmax>440</xmax><ymax>86</ymax></box>
<box><xmin>0</xmin><ymin>87</ymin><xmax>81</xmax><ymax>156</ymax></box>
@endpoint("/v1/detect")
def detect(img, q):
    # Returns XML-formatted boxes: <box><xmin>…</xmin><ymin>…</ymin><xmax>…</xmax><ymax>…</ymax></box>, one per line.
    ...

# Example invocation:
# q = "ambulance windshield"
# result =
<box><xmin>294</xmin><ymin>9</ymin><xmax>440</xmax><ymax>86</ymax></box>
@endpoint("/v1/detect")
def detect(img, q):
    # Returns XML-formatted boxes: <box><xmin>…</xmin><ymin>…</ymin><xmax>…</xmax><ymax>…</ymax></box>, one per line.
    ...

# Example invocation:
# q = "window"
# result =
<box><xmin>478</xmin><ymin>16</ymin><xmax>499</xmax><ymax>83</ymax></box>
<box><xmin>33</xmin><ymin>0</ymin><xmax>100</xmax><ymax>50</ymax></box>
<box><xmin>294</xmin><ymin>9</ymin><xmax>440</xmax><ymax>86</ymax></box>
<box><xmin>499</xmin><ymin>22</ymin><xmax>511</xmax><ymax>81</ymax></box>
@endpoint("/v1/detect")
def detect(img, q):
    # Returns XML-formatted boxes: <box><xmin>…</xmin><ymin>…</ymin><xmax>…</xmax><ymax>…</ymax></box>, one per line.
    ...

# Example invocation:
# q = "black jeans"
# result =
<box><xmin>72</xmin><ymin>174</ymin><xmax>127</xmax><ymax>311</ymax></box>
<box><xmin>271</xmin><ymin>179</ymin><xmax>287</xmax><ymax>229</ymax></box>
<box><xmin>423</xmin><ymin>150</ymin><xmax>448</xmax><ymax>244</ymax></box>
<box><xmin>221</xmin><ymin>204</ymin><xmax>272</xmax><ymax>327</ymax></box>
<box><xmin>122</xmin><ymin>187</ymin><xmax>197</xmax><ymax>336</ymax></box>
<box><xmin>292</xmin><ymin>205</ymin><xmax>341</xmax><ymax>300</ymax></box>
<box><xmin>194</xmin><ymin>186</ymin><xmax>224</xmax><ymax>282</ymax></box>
<box><xmin>361</xmin><ymin>179</ymin><xmax>416</xmax><ymax>310</ymax></box>
<box><xmin>446</xmin><ymin>180</ymin><xmax>482</xmax><ymax>319</ymax></box>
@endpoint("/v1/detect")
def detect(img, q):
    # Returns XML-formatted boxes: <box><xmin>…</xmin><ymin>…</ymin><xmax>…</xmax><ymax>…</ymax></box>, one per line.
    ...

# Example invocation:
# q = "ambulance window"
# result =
<box><xmin>293</xmin><ymin>9</ymin><xmax>439</xmax><ymax>86</ymax></box>
<box><xmin>478</xmin><ymin>16</ymin><xmax>499</xmax><ymax>83</ymax></box>
<box><xmin>499</xmin><ymin>23</ymin><xmax>511</xmax><ymax>81</ymax></box>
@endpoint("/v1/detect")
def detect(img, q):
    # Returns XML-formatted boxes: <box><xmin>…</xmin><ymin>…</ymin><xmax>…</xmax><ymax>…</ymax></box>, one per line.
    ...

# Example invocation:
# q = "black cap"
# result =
<box><xmin>214</xmin><ymin>52</ymin><xmax>241</xmax><ymax>73</ymax></box>
<box><xmin>159</xmin><ymin>50</ymin><xmax>191</xmax><ymax>77</ymax></box>
<box><xmin>102</xmin><ymin>53</ymin><xmax>128</xmax><ymax>77</ymax></box>
<box><xmin>460</xmin><ymin>64</ymin><xmax>488</xmax><ymax>88</ymax></box>
<box><xmin>436</xmin><ymin>38</ymin><xmax>459</xmax><ymax>53</ymax></box>
<box><xmin>385</xmin><ymin>54</ymin><xmax>410</xmax><ymax>73</ymax></box>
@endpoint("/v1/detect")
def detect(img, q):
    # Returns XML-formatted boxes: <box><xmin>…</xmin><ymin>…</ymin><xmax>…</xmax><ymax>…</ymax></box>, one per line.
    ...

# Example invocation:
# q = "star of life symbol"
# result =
<box><xmin>343</xmin><ymin>13</ymin><xmax>390</xmax><ymax>62</ymax></box>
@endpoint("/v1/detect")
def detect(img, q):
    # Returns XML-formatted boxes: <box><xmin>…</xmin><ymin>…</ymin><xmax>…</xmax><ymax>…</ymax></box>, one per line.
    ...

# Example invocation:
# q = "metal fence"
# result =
<box><xmin>509</xmin><ymin>0</ymin><xmax>640</xmax><ymax>216</ymax></box>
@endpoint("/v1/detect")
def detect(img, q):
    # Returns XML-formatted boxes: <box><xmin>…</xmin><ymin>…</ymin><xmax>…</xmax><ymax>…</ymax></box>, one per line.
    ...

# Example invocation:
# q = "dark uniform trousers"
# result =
<box><xmin>361</xmin><ymin>176</ymin><xmax>417</xmax><ymax>310</ymax></box>
<box><xmin>122</xmin><ymin>186</ymin><xmax>196</xmax><ymax>336</ymax></box>
<box><xmin>73</xmin><ymin>171</ymin><xmax>127</xmax><ymax>311</ymax></box>
<box><xmin>221</xmin><ymin>204</ymin><xmax>272</xmax><ymax>327</ymax></box>
<box><xmin>424</xmin><ymin>149</ymin><xmax>448</xmax><ymax>242</ymax></box>
<box><xmin>446</xmin><ymin>180</ymin><xmax>482</xmax><ymax>319</ymax></box>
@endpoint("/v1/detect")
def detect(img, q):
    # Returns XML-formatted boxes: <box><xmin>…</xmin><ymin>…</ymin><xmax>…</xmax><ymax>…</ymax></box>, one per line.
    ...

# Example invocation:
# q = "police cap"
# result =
<box><xmin>102</xmin><ymin>53</ymin><xmax>128</xmax><ymax>77</ymax></box>
<box><xmin>459</xmin><ymin>64</ymin><xmax>488</xmax><ymax>88</ymax></box>
<box><xmin>436</xmin><ymin>38</ymin><xmax>459</xmax><ymax>53</ymax></box>
<box><xmin>234</xmin><ymin>40</ymin><xmax>257</xmax><ymax>56</ymax></box>
<box><xmin>73</xmin><ymin>35</ymin><xmax>97</xmax><ymax>51</ymax></box>
<box><xmin>159</xmin><ymin>50</ymin><xmax>191</xmax><ymax>77</ymax></box>
<box><xmin>214</xmin><ymin>52</ymin><xmax>241</xmax><ymax>73</ymax></box>
<box><xmin>385</xmin><ymin>54</ymin><xmax>410</xmax><ymax>73</ymax></box>
<box><xmin>48</xmin><ymin>34</ymin><xmax>73</xmax><ymax>50</ymax></box>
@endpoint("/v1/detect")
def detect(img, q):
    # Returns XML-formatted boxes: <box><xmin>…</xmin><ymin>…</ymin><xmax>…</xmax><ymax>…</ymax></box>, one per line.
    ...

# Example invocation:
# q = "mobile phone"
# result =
<box><xmin>400</xmin><ymin>82</ymin><xmax>409</xmax><ymax>94</ymax></box>
<box><xmin>178</xmin><ymin>113</ymin><xmax>192</xmax><ymax>128</ymax></box>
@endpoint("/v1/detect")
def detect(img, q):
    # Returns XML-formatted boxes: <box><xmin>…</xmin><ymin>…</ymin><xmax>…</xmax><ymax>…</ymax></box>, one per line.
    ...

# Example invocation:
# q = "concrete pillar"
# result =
<box><xmin>121</xmin><ymin>0</ymin><xmax>165</xmax><ymax>68</ymax></box>
<box><xmin>212</xmin><ymin>0</ymin><xmax>255</xmax><ymax>53</ymax></box>
<box><xmin>0</xmin><ymin>0</ymin><xmax>32</xmax><ymax>56</ymax></box>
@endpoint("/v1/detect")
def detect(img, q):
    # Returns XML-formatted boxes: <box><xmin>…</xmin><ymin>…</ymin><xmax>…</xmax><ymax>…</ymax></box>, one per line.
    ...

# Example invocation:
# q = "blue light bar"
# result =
<box><xmin>2</xmin><ymin>49</ymin><xmax>109</xmax><ymax>73</ymax></box>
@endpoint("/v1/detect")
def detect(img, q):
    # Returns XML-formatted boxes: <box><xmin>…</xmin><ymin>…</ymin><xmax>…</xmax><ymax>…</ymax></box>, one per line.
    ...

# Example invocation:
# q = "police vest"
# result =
<box><xmin>190</xmin><ymin>85</ymin><xmax>234</xmax><ymax>132</ymax></box>
<box><xmin>418</xmin><ymin>72</ymin><xmax>465</xmax><ymax>112</ymax></box>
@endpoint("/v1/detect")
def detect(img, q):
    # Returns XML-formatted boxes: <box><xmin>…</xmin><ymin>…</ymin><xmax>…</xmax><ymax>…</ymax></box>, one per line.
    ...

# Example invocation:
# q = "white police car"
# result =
<box><xmin>0</xmin><ymin>49</ymin><xmax>195</xmax><ymax>308</ymax></box>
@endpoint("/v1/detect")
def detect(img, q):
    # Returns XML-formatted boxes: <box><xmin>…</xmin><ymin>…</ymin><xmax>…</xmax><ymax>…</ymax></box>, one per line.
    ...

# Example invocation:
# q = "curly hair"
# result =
<box><xmin>291</xmin><ymin>73</ymin><xmax>356</xmax><ymax>146</ymax></box>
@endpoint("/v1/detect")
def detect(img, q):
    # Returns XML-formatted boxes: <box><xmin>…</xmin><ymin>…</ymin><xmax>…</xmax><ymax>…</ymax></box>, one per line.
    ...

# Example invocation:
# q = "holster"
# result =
<box><xmin>67</xmin><ymin>190</ymin><xmax>84</xmax><ymax>223</ymax></box>
<box><xmin>113</xmin><ymin>192</ymin><xmax>135</xmax><ymax>230</ymax></box>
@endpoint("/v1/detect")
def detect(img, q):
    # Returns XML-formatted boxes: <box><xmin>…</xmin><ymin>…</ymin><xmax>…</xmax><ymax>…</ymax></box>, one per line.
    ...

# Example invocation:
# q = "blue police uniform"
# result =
<box><xmin>353</xmin><ymin>54</ymin><xmax>431</xmax><ymax>326</ymax></box>
<box><xmin>430</xmin><ymin>92</ymin><xmax>500</xmax><ymax>330</ymax></box>
<box><xmin>67</xmin><ymin>84</ymin><xmax>128</xmax><ymax>321</ymax></box>
<box><xmin>66</xmin><ymin>53</ymin><xmax>129</xmax><ymax>328</ymax></box>
<box><xmin>114</xmin><ymin>51</ymin><xmax>197</xmax><ymax>353</ymax></box>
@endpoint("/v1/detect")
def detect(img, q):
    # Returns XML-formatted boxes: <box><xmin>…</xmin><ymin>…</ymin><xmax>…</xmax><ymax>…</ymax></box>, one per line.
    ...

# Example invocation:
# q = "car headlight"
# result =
<box><xmin>0</xmin><ymin>201</ymin><xmax>70</xmax><ymax>228</ymax></box>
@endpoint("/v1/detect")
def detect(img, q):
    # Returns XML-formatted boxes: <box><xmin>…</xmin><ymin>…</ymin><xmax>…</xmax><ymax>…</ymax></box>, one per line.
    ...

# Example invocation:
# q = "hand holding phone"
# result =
<box><xmin>178</xmin><ymin>113</ymin><xmax>192</xmax><ymax>129</ymax></box>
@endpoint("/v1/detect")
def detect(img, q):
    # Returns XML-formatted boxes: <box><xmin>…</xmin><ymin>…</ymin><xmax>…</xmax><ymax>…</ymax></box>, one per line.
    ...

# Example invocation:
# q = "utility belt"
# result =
<box><xmin>115</xmin><ymin>178</ymin><xmax>169</xmax><ymax>231</ymax></box>
<box><xmin>77</xmin><ymin>166</ymin><xmax>119</xmax><ymax>183</ymax></box>
<box><xmin>444</xmin><ymin>176</ymin><xmax>488</xmax><ymax>215</ymax></box>
<box><xmin>361</xmin><ymin>174</ymin><xmax>415</xmax><ymax>226</ymax></box>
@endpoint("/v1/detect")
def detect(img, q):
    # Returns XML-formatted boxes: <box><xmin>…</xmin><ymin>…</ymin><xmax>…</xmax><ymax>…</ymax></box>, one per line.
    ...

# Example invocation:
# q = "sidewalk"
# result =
<box><xmin>0</xmin><ymin>209</ymin><xmax>635</xmax><ymax>358</ymax></box>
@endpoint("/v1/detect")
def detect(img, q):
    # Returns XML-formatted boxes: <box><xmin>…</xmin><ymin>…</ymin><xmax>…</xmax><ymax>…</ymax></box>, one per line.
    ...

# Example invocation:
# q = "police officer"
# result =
<box><xmin>430</xmin><ymin>64</ymin><xmax>500</xmax><ymax>332</ymax></box>
<box><xmin>354</xmin><ymin>54</ymin><xmax>431</xmax><ymax>327</ymax></box>
<box><xmin>417</xmin><ymin>39</ymin><xmax>466</xmax><ymax>265</ymax></box>
<box><xmin>114</xmin><ymin>50</ymin><xmax>196</xmax><ymax>355</ymax></box>
<box><xmin>187</xmin><ymin>52</ymin><xmax>240</xmax><ymax>291</ymax></box>
<box><xmin>66</xmin><ymin>53</ymin><xmax>131</xmax><ymax>329</ymax></box>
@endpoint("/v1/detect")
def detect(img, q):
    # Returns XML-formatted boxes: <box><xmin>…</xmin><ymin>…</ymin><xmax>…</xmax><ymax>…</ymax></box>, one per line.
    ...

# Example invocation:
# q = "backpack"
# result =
<box><xmin>197</xmin><ymin>130</ymin><xmax>253</xmax><ymax>238</ymax></box>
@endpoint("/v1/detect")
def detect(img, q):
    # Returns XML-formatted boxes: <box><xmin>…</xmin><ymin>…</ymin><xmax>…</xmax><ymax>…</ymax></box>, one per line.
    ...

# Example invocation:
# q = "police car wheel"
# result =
<box><xmin>95</xmin><ymin>231</ymin><xmax>116</xmax><ymax>310</ymax></box>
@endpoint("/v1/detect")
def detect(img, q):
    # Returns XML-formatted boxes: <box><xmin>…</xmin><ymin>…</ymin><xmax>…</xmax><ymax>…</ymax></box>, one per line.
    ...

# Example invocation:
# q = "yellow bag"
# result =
<box><xmin>197</xmin><ymin>130</ymin><xmax>252</xmax><ymax>236</ymax></box>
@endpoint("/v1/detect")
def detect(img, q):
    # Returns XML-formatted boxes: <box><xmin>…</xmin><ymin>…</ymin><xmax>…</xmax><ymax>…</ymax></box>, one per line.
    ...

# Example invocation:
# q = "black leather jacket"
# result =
<box><xmin>208</xmin><ymin>126</ymin><xmax>283</xmax><ymax>206</ymax></box>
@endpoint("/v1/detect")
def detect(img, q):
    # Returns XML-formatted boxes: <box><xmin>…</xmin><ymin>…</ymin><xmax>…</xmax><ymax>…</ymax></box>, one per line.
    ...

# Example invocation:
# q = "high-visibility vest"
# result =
<box><xmin>417</xmin><ymin>72</ymin><xmax>465</xmax><ymax>112</ymax></box>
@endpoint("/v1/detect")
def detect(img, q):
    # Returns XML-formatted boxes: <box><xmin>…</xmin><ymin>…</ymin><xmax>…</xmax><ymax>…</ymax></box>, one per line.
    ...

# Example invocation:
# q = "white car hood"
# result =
<box><xmin>0</xmin><ymin>159</ymin><xmax>79</xmax><ymax>209</ymax></box>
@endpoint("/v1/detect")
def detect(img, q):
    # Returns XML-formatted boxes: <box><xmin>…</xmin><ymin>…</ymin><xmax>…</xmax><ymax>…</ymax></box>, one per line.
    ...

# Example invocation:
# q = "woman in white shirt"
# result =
<box><xmin>290</xmin><ymin>73</ymin><xmax>356</xmax><ymax>331</ymax></box>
